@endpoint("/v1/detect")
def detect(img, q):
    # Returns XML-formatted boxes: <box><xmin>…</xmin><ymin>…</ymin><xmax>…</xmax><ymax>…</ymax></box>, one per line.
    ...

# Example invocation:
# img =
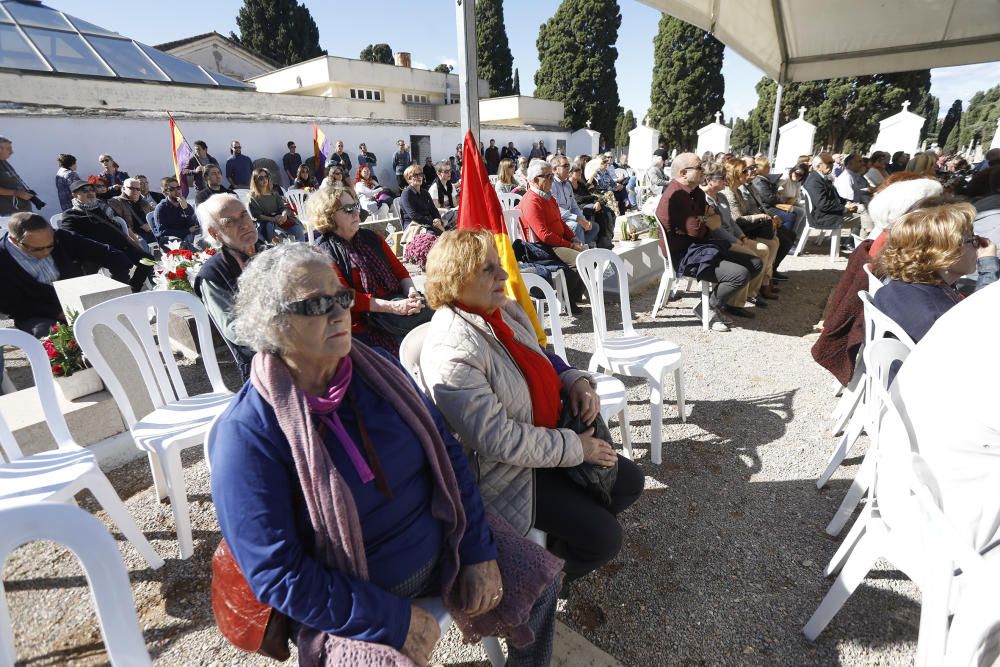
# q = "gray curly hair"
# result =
<box><xmin>232</xmin><ymin>242</ymin><xmax>335</xmax><ymax>354</ymax></box>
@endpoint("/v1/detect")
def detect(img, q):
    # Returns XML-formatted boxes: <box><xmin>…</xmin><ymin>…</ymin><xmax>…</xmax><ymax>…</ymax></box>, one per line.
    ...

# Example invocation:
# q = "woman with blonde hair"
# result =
<box><xmin>873</xmin><ymin>197</ymin><xmax>995</xmax><ymax>342</ymax></box>
<box><xmin>420</xmin><ymin>230</ymin><xmax>643</xmax><ymax>588</ymax></box>
<box><xmin>248</xmin><ymin>167</ymin><xmax>304</xmax><ymax>242</ymax></box>
<box><xmin>905</xmin><ymin>151</ymin><xmax>937</xmax><ymax>177</ymax></box>
<box><xmin>495</xmin><ymin>158</ymin><xmax>521</xmax><ymax>195</ymax></box>
<box><xmin>717</xmin><ymin>158</ymin><xmax>781</xmax><ymax>299</ymax></box>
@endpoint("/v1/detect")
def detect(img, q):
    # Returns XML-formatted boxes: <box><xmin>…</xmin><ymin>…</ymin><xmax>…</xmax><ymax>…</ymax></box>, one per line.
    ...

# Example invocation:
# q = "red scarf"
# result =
<box><xmin>456</xmin><ymin>303</ymin><xmax>562</xmax><ymax>428</ymax></box>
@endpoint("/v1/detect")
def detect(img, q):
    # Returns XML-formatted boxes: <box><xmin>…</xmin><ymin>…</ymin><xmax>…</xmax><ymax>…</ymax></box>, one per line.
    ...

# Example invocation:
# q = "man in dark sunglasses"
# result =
<box><xmin>0</xmin><ymin>211</ymin><xmax>131</xmax><ymax>338</ymax></box>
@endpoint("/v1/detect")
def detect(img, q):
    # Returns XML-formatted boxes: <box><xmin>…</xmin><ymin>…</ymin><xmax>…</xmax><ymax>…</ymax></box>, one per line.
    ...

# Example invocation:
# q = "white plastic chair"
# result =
<box><xmin>284</xmin><ymin>189</ymin><xmax>311</xmax><ymax>243</ymax></box>
<box><xmin>576</xmin><ymin>249</ymin><xmax>685</xmax><ymax>465</ymax></box>
<box><xmin>49</xmin><ymin>212</ymin><xmax>63</xmax><ymax>229</ymax></box>
<box><xmin>503</xmin><ymin>209</ymin><xmax>571</xmax><ymax>316</ymax></box>
<box><xmin>399</xmin><ymin>323</ymin><xmax>431</xmax><ymax>392</ymax></box>
<box><xmin>0</xmin><ymin>503</ymin><xmax>152</xmax><ymax>666</ymax></box>
<box><xmin>863</xmin><ymin>263</ymin><xmax>883</xmax><ymax>294</ymax></box>
<box><xmin>817</xmin><ymin>290</ymin><xmax>915</xmax><ymax>491</ymax></box>
<box><xmin>497</xmin><ymin>192</ymin><xmax>522</xmax><ymax>210</ymax></box>
<box><xmin>488</xmin><ymin>175</ymin><xmax>499</xmax><ymax>186</ymax></box>
<box><xmin>0</xmin><ymin>329</ymin><xmax>163</xmax><ymax>570</ymax></box>
<box><xmin>795</xmin><ymin>188</ymin><xmax>843</xmax><ymax>261</ymax></box>
<box><xmin>233</xmin><ymin>188</ymin><xmax>250</xmax><ymax>205</ymax></box>
<box><xmin>650</xmin><ymin>240</ymin><xmax>711</xmax><ymax>330</ymax></box>
<box><xmin>74</xmin><ymin>291</ymin><xmax>234</xmax><ymax>559</ymax></box>
<box><xmin>522</xmin><ymin>273</ymin><xmax>632</xmax><ymax>459</ymax></box>
<box><xmin>805</xmin><ymin>338</ymin><xmax>955</xmax><ymax>666</ymax></box>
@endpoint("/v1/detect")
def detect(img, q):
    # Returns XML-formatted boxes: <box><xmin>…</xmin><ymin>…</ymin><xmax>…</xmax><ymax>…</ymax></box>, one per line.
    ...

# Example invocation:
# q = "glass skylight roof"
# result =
<box><xmin>0</xmin><ymin>0</ymin><xmax>252</xmax><ymax>88</ymax></box>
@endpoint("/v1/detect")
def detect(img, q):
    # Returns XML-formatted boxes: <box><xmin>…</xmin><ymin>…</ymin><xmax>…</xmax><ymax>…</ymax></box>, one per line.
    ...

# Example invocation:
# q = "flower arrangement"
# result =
<box><xmin>141</xmin><ymin>242</ymin><xmax>217</xmax><ymax>292</ymax></box>
<box><xmin>42</xmin><ymin>309</ymin><xmax>88</xmax><ymax>377</ymax></box>
<box><xmin>403</xmin><ymin>230</ymin><xmax>438</xmax><ymax>271</ymax></box>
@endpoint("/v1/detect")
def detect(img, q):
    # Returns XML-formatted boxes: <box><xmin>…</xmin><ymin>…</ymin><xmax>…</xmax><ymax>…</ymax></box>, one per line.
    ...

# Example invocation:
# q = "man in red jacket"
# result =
<box><xmin>516</xmin><ymin>159</ymin><xmax>587</xmax><ymax>309</ymax></box>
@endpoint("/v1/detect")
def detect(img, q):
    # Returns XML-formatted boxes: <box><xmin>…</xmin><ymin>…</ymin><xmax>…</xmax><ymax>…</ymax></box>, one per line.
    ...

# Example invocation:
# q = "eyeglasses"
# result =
<box><xmin>339</xmin><ymin>203</ymin><xmax>361</xmax><ymax>214</ymax></box>
<box><xmin>16</xmin><ymin>238</ymin><xmax>56</xmax><ymax>252</ymax></box>
<box><xmin>76</xmin><ymin>187</ymin><xmax>97</xmax><ymax>195</ymax></box>
<box><xmin>963</xmin><ymin>235</ymin><xmax>984</xmax><ymax>248</ymax></box>
<box><xmin>537</xmin><ymin>174</ymin><xmax>554</xmax><ymax>181</ymax></box>
<box><xmin>281</xmin><ymin>290</ymin><xmax>356</xmax><ymax>316</ymax></box>
<box><xmin>100</xmin><ymin>158</ymin><xmax>112</xmax><ymax>163</ymax></box>
<box><xmin>165</xmin><ymin>185</ymin><xmax>181</xmax><ymax>192</ymax></box>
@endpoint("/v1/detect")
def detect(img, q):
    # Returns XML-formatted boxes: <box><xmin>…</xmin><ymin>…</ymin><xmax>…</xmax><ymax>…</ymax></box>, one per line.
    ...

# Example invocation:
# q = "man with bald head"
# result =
<box><xmin>655</xmin><ymin>152</ymin><xmax>759</xmax><ymax>331</ymax></box>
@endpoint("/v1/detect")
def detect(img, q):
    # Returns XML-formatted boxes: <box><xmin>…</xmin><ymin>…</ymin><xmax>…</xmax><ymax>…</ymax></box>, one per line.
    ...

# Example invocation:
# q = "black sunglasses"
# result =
<box><xmin>282</xmin><ymin>290</ymin><xmax>355</xmax><ymax>316</ymax></box>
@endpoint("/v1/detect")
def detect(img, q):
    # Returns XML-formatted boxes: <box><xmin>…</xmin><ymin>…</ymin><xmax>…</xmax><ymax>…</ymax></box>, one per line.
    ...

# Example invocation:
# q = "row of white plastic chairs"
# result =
<box><xmin>802</xmin><ymin>281</ymin><xmax>997</xmax><ymax>665</ymax></box>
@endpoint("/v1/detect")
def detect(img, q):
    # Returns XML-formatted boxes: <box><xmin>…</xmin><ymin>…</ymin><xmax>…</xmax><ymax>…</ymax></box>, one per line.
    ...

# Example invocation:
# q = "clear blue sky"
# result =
<box><xmin>50</xmin><ymin>0</ymin><xmax>999</xmax><ymax>124</ymax></box>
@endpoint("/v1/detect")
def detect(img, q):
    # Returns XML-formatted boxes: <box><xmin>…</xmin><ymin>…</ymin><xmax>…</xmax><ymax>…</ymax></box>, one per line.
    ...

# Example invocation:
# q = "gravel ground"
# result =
<box><xmin>1</xmin><ymin>246</ymin><xmax>922</xmax><ymax>666</ymax></box>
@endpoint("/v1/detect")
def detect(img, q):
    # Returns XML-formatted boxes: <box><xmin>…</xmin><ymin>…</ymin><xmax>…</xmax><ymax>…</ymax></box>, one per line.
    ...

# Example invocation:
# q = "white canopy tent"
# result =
<box><xmin>634</xmin><ymin>0</ymin><xmax>1000</xmax><ymax>159</ymax></box>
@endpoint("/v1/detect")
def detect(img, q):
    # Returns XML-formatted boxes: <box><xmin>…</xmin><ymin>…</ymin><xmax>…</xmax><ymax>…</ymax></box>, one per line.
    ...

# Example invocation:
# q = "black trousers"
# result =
<box><xmin>534</xmin><ymin>455</ymin><xmax>644</xmax><ymax>583</ymax></box>
<box><xmin>700</xmin><ymin>249</ymin><xmax>761</xmax><ymax>307</ymax></box>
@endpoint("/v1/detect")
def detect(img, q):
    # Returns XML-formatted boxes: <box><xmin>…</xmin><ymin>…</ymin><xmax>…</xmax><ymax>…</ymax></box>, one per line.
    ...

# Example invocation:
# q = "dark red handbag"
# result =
<box><xmin>211</xmin><ymin>538</ymin><xmax>291</xmax><ymax>661</ymax></box>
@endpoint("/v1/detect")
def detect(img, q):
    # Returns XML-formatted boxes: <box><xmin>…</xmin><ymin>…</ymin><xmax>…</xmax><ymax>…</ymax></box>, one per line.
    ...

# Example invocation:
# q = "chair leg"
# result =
<box><xmin>648</xmin><ymin>380</ymin><xmax>664</xmax><ymax>465</ymax></box>
<box><xmin>825</xmin><ymin>511</ymin><xmax>869</xmax><ymax>577</ymax></box>
<box><xmin>481</xmin><ymin>636</ymin><xmax>505</xmax><ymax>667</ymax></box>
<box><xmin>86</xmin><ymin>472</ymin><xmax>165</xmax><ymax>570</ymax></box>
<box><xmin>0</xmin><ymin>579</ymin><xmax>15</xmax><ymax>667</ymax></box>
<box><xmin>163</xmin><ymin>448</ymin><xmax>194</xmax><ymax>560</ymax></box>
<box><xmin>803</xmin><ymin>531</ymin><xmax>881</xmax><ymax>641</ymax></box>
<box><xmin>554</xmin><ymin>270</ymin><xmax>570</xmax><ymax>315</ymax></box>
<box><xmin>701</xmin><ymin>283</ymin><xmax>711</xmax><ymax>331</ymax></box>
<box><xmin>816</xmin><ymin>409</ymin><xmax>865</xmax><ymax>489</ymax></box>
<box><xmin>651</xmin><ymin>273</ymin><xmax>672</xmax><ymax>318</ymax></box>
<box><xmin>831</xmin><ymin>381</ymin><xmax>863</xmax><ymax>436</ymax></box>
<box><xmin>617</xmin><ymin>405</ymin><xmax>633</xmax><ymax>460</ymax></box>
<box><xmin>147</xmin><ymin>450</ymin><xmax>168</xmax><ymax>502</ymax></box>
<box><xmin>915</xmin><ymin>560</ymin><xmax>954</xmax><ymax>667</ymax></box>
<box><xmin>793</xmin><ymin>224</ymin><xmax>810</xmax><ymax>256</ymax></box>
<box><xmin>674</xmin><ymin>366</ymin><xmax>687</xmax><ymax>423</ymax></box>
<box><xmin>825</xmin><ymin>449</ymin><xmax>875</xmax><ymax>536</ymax></box>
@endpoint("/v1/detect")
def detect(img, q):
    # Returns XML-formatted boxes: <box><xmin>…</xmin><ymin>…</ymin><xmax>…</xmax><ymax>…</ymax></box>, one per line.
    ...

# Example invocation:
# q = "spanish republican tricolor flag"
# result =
<box><xmin>456</xmin><ymin>130</ymin><xmax>546</xmax><ymax>346</ymax></box>
<box><xmin>313</xmin><ymin>123</ymin><xmax>333</xmax><ymax>180</ymax></box>
<box><xmin>167</xmin><ymin>114</ymin><xmax>193</xmax><ymax>197</ymax></box>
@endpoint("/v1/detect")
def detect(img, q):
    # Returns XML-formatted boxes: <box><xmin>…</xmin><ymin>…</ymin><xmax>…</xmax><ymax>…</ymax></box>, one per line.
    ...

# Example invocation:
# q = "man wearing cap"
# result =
<box><xmin>0</xmin><ymin>212</ymin><xmax>132</xmax><ymax>337</ymax></box>
<box><xmin>225</xmin><ymin>140</ymin><xmax>253</xmax><ymax>189</ymax></box>
<box><xmin>108</xmin><ymin>177</ymin><xmax>155</xmax><ymax>245</ymax></box>
<box><xmin>59</xmin><ymin>180</ymin><xmax>153</xmax><ymax>292</ymax></box>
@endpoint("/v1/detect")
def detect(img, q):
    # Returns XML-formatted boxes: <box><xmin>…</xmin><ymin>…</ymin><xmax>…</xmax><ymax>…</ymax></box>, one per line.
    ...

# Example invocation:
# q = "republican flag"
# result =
<box><xmin>313</xmin><ymin>123</ymin><xmax>333</xmax><ymax>180</ymax></box>
<box><xmin>456</xmin><ymin>130</ymin><xmax>546</xmax><ymax>345</ymax></box>
<box><xmin>168</xmin><ymin>114</ymin><xmax>193</xmax><ymax>197</ymax></box>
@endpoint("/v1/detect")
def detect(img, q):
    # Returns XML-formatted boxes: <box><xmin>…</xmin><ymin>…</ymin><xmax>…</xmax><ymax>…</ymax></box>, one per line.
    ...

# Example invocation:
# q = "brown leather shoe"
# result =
<box><xmin>760</xmin><ymin>285</ymin><xmax>780</xmax><ymax>299</ymax></box>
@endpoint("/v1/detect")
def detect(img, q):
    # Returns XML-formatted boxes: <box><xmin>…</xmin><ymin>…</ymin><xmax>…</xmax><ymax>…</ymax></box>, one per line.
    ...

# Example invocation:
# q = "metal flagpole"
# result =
<box><xmin>767</xmin><ymin>82</ymin><xmax>783</xmax><ymax>162</ymax></box>
<box><xmin>455</xmin><ymin>0</ymin><xmax>480</xmax><ymax>143</ymax></box>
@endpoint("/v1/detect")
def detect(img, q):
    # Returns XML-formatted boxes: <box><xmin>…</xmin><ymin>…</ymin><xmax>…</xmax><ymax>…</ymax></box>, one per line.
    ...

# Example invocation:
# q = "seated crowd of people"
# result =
<box><xmin>3</xmin><ymin>125</ymin><xmax>999</xmax><ymax>664</ymax></box>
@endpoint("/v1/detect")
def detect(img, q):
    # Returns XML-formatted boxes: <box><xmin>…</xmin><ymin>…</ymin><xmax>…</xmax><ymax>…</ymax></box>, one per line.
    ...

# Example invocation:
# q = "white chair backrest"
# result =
<box><xmin>49</xmin><ymin>213</ymin><xmax>63</xmax><ymax>229</ymax></box>
<box><xmin>858</xmin><ymin>290</ymin><xmax>916</xmax><ymax>349</ymax></box>
<box><xmin>802</xmin><ymin>187</ymin><xmax>815</xmax><ymax>220</ymax></box>
<box><xmin>74</xmin><ymin>291</ymin><xmax>229</xmax><ymax>427</ymax></box>
<box><xmin>284</xmin><ymin>189</ymin><xmax>309</xmax><ymax>220</ymax></box>
<box><xmin>521</xmin><ymin>273</ymin><xmax>566</xmax><ymax>361</ymax></box>
<box><xmin>575</xmin><ymin>248</ymin><xmax>636</xmax><ymax>344</ymax></box>
<box><xmin>0</xmin><ymin>504</ymin><xmax>152</xmax><ymax>666</ymax></box>
<box><xmin>0</xmin><ymin>216</ymin><xmax>8</xmax><ymax>232</ymax></box>
<box><xmin>862</xmin><ymin>264</ymin><xmax>883</xmax><ymax>294</ymax></box>
<box><xmin>234</xmin><ymin>188</ymin><xmax>250</xmax><ymax>204</ymax></box>
<box><xmin>501</xmin><ymin>209</ymin><xmax>524</xmax><ymax>243</ymax></box>
<box><xmin>498</xmin><ymin>192</ymin><xmax>522</xmax><ymax>210</ymax></box>
<box><xmin>488</xmin><ymin>175</ymin><xmax>499</xmax><ymax>186</ymax></box>
<box><xmin>391</xmin><ymin>198</ymin><xmax>403</xmax><ymax>222</ymax></box>
<box><xmin>202</xmin><ymin>411</ymin><xmax>224</xmax><ymax>475</ymax></box>
<box><xmin>399</xmin><ymin>322</ymin><xmax>432</xmax><ymax>389</ymax></box>
<box><xmin>0</xmin><ymin>329</ymin><xmax>76</xmax><ymax>462</ymax></box>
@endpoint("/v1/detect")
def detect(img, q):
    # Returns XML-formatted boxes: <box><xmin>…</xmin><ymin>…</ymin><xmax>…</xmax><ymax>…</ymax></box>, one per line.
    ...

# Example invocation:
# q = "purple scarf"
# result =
<box><xmin>250</xmin><ymin>342</ymin><xmax>563</xmax><ymax>667</ymax></box>
<box><xmin>345</xmin><ymin>233</ymin><xmax>400</xmax><ymax>299</ymax></box>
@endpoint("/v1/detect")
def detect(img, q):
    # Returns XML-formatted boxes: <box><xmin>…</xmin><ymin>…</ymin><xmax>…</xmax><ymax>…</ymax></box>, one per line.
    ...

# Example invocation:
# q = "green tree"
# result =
<box><xmin>476</xmin><ymin>0</ymin><xmax>515</xmax><ymax>96</ymax></box>
<box><xmin>614</xmin><ymin>109</ymin><xmax>636</xmax><ymax>149</ymax></box>
<box><xmin>957</xmin><ymin>86</ymin><xmax>1000</xmax><ymax>151</ymax></box>
<box><xmin>232</xmin><ymin>0</ymin><xmax>325</xmax><ymax>67</ymax></box>
<box><xmin>359</xmin><ymin>44</ymin><xmax>394</xmax><ymax>65</ymax></box>
<box><xmin>513</xmin><ymin>68</ymin><xmax>521</xmax><ymax>95</ymax></box>
<box><xmin>938</xmin><ymin>99</ymin><xmax>963</xmax><ymax>150</ymax></box>
<box><xmin>535</xmin><ymin>0</ymin><xmax>622</xmax><ymax>140</ymax></box>
<box><xmin>742</xmin><ymin>78</ymin><xmax>825</xmax><ymax>154</ymax></box>
<box><xmin>921</xmin><ymin>95</ymin><xmax>940</xmax><ymax>144</ymax></box>
<box><xmin>647</xmin><ymin>15</ymin><xmax>725</xmax><ymax>150</ymax></box>
<box><xmin>730</xmin><ymin>117</ymin><xmax>752</xmax><ymax>154</ymax></box>
<box><xmin>434</xmin><ymin>63</ymin><xmax>454</xmax><ymax>74</ymax></box>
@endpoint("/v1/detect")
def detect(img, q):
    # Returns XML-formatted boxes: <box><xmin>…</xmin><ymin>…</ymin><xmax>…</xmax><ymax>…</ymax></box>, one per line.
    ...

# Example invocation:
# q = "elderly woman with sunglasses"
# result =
<box><xmin>211</xmin><ymin>242</ymin><xmax>562</xmax><ymax>666</ymax></box>
<box><xmin>249</xmin><ymin>167</ymin><xmax>304</xmax><ymax>242</ymax></box>
<box><xmin>419</xmin><ymin>230</ymin><xmax>644</xmax><ymax>590</ymax></box>
<box><xmin>873</xmin><ymin>196</ymin><xmax>998</xmax><ymax>343</ymax></box>
<box><xmin>308</xmin><ymin>186</ymin><xmax>430</xmax><ymax>355</ymax></box>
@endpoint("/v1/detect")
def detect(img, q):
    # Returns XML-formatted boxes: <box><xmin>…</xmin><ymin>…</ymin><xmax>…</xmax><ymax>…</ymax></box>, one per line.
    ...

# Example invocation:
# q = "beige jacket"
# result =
<box><xmin>419</xmin><ymin>299</ymin><xmax>589</xmax><ymax>535</ymax></box>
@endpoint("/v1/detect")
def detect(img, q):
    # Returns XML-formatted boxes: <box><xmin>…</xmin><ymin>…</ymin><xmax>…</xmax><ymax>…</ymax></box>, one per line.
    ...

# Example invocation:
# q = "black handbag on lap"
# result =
<box><xmin>557</xmin><ymin>404</ymin><xmax>618</xmax><ymax>507</ymax></box>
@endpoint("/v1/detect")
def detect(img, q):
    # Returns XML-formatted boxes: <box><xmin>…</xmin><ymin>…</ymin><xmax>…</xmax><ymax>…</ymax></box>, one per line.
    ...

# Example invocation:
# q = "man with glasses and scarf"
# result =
<box><xmin>0</xmin><ymin>212</ymin><xmax>131</xmax><ymax>337</ymax></box>
<box><xmin>193</xmin><ymin>194</ymin><xmax>268</xmax><ymax>379</ymax></box>
<box><xmin>60</xmin><ymin>180</ymin><xmax>153</xmax><ymax>292</ymax></box>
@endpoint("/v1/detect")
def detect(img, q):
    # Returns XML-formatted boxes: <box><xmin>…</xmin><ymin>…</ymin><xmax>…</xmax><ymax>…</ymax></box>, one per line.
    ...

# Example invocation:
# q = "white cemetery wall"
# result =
<box><xmin>627</xmin><ymin>125</ymin><xmax>660</xmax><ymax>171</ymax></box>
<box><xmin>567</xmin><ymin>129</ymin><xmax>601</xmax><ymax>159</ymax></box>
<box><xmin>775</xmin><ymin>121</ymin><xmax>817</xmax><ymax>172</ymax></box>
<box><xmin>695</xmin><ymin>123</ymin><xmax>732</xmax><ymax>158</ymax></box>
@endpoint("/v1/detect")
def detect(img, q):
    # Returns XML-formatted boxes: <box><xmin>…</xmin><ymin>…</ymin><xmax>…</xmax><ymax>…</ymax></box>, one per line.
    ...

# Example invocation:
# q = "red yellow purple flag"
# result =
<box><xmin>313</xmin><ymin>124</ymin><xmax>333</xmax><ymax>180</ymax></box>
<box><xmin>456</xmin><ymin>130</ymin><xmax>545</xmax><ymax>346</ymax></box>
<box><xmin>167</xmin><ymin>114</ymin><xmax>193</xmax><ymax>197</ymax></box>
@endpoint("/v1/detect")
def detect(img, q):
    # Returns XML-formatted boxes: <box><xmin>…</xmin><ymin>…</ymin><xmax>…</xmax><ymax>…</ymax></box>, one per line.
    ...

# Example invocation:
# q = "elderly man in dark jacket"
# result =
<box><xmin>0</xmin><ymin>212</ymin><xmax>132</xmax><ymax>337</ymax></box>
<box><xmin>803</xmin><ymin>152</ymin><xmax>860</xmax><ymax>230</ymax></box>
<box><xmin>60</xmin><ymin>180</ymin><xmax>152</xmax><ymax>291</ymax></box>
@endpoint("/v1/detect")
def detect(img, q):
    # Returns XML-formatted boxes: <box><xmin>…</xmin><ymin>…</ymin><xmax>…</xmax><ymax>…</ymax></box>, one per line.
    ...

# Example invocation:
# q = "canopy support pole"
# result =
<box><xmin>455</xmin><ymin>0</ymin><xmax>480</xmax><ymax>142</ymax></box>
<box><xmin>767</xmin><ymin>82</ymin><xmax>783</xmax><ymax>163</ymax></box>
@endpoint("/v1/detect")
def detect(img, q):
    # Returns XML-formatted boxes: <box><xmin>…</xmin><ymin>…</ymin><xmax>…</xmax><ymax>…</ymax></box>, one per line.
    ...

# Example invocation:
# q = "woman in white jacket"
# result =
<box><xmin>418</xmin><ymin>230</ymin><xmax>643</xmax><ymax>586</ymax></box>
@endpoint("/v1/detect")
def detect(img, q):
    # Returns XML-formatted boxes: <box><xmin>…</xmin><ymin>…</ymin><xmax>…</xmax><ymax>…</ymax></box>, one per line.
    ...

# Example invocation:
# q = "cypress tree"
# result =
<box><xmin>647</xmin><ymin>15</ymin><xmax>725</xmax><ymax>150</ymax></box>
<box><xmin>614</xmin><ymin>109</ymin><xmax>636</xmax><ymax>150</ymax></box>
<box><xmin>476</xmin><ymin>0</ymin><xmax>515</xmax><ymax>96</ymax></box>
<box><xmin>535</xmin><ymin>0</ymin><xmax>622</xmax><ymax>140</ymax></box>
<box><xmin>359</xmin><ymin>44</ymin><xmax>394</xmax><ymax>65</ymax></box>
<box><xmin>233</xmin><ymin>0</ymin><xmax>325</xmax><ymax>67</ymax></box>
<box><xmin>513</xmin><ymin>68</ymin><xmax>521</xmax><ymax>95</ymax></box>
<box><xmin>938</xmin><ymin>99</ymin><xmax>963</xmax><ymax>150</ymax></box>
<box><xmin>958</xmin><ymin>86</ymin><xmax>1000</xmax><ymax>151</ymax></box>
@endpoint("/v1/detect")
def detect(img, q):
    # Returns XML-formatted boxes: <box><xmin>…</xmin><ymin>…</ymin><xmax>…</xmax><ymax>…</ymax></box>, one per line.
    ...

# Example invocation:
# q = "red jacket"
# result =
<box><xmin>516</xmin><ymin>189</ymin><xmax>576</xmax><ymax>248</ymax></box>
